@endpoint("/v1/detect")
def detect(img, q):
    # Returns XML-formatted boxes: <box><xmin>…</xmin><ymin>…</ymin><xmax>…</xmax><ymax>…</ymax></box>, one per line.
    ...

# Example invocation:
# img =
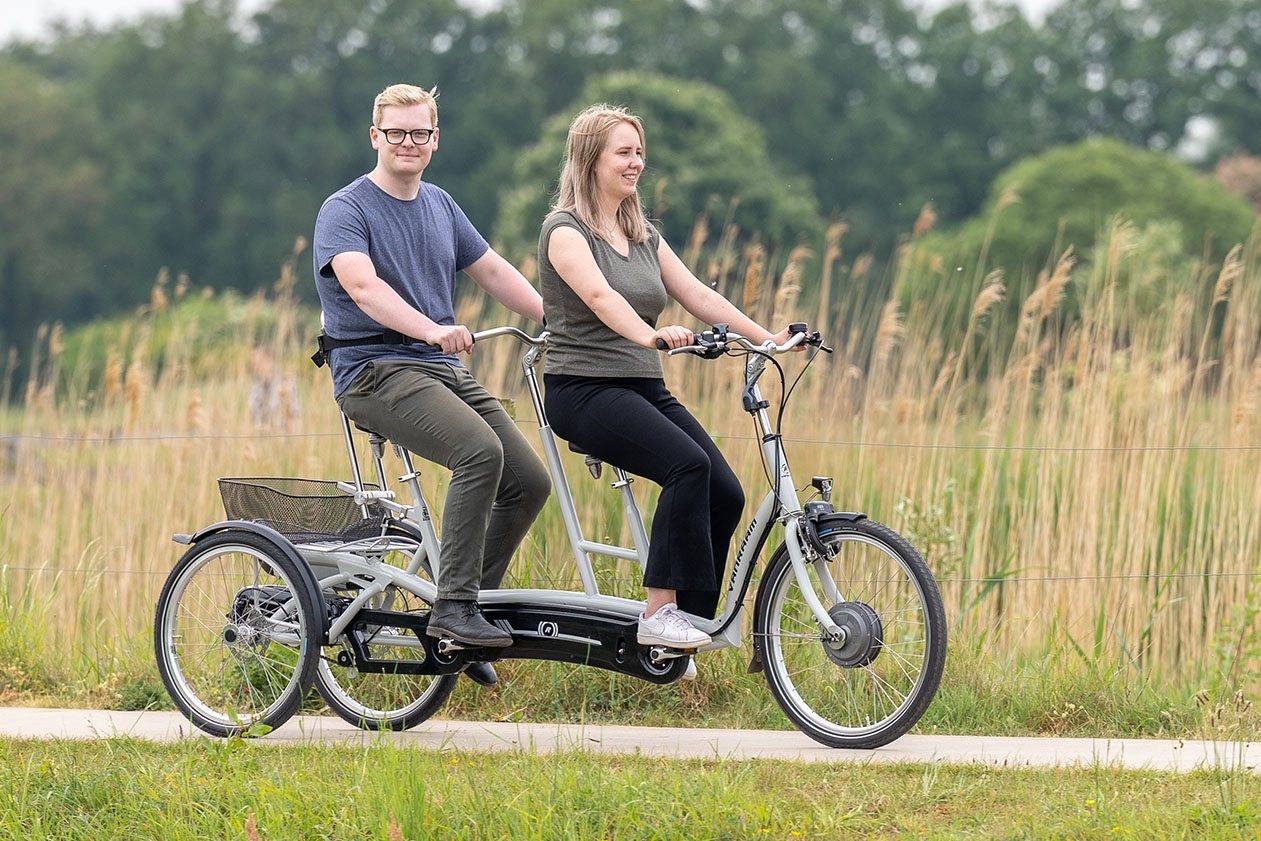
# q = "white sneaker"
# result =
<box><xmin>681</xmin><ymin>658</ymin><xmax>697</xmax><ymax>681</ymax></box>
<box><xmin>637</xmin><ymin>603</ymin><xmax>711</xmax><ymax>648</ymax></box>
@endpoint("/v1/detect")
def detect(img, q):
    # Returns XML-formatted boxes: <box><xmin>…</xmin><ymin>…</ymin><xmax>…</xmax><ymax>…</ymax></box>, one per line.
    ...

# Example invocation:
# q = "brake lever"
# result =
<box><xmin>657</xmin><ymin>334</ymin><xmax>725</xmax><ymax>358</ymax></box>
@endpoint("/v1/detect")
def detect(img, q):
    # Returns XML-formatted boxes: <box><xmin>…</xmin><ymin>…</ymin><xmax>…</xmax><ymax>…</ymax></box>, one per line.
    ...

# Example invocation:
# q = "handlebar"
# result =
<box><xmin>470</xmin><ymin>326</ymin><xmax>549</xmax><ymax>347</ymax></box>
<box><xmin>464</xmin><ymin>323</ymin><xmax>830</xmax><ymax>356</ymax></box>
<box><xmin>657</xmin><ymin>323</ymin><xmax>830</xmax><ymax>357</ymax></box>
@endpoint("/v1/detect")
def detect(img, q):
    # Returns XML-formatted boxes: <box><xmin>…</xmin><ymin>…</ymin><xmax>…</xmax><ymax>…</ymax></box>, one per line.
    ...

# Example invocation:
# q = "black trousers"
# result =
<box><xmin>544</xmin><ymin>374</ymin><xmax>744</xmax><ymax>618</ymax></box>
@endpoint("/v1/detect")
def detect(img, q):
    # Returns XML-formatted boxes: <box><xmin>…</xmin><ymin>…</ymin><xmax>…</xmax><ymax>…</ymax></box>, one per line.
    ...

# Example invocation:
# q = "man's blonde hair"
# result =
<box><xmin>372</xmin><ymin>83</ymin><xmax>439</xmax><ymax>127</ymax></box>
<box><xmin>552</xmin><ymin>104</ymin><xmax>650</xmax><ymax>245</ymax></box>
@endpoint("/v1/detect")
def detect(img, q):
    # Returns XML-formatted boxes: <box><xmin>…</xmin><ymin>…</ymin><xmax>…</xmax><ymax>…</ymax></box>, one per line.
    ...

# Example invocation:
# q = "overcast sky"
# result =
<box><xmin>4</xmin><ymin>0</ymin><xmax>1064</xmax><ymax>45</ymax></box>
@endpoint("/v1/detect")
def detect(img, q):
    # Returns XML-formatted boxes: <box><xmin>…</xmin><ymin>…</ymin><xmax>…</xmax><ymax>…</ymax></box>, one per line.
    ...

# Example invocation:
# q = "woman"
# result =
<box><xmin>538</xmin><ymin>104</ymin><xmax>793</xmax><ymax>648</ymax></box>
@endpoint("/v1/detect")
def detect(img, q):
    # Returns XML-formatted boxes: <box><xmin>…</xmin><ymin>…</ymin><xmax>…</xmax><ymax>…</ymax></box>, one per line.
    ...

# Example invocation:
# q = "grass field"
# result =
<box><xmin>0</xmin><ymin>224</ymin><xmax>1258</xmax><ymax>742</ymax></box>
<box><xmin>0</xmin><ymin>737</ymin><xmax>1257</xmax><ymax>840</ymax></box>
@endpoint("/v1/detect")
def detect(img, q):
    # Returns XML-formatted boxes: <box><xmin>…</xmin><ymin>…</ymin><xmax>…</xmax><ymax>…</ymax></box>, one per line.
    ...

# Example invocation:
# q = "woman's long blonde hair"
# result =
<box><xmin>552</xmin><ymin>104</ymin><xmax>650</xmax><ymax>245</ymax></box>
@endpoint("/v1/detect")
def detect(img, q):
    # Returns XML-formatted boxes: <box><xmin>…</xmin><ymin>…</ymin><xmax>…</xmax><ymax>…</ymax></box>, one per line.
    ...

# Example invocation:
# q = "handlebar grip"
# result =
<box><xmin>655</xmin><ymin>338</ymin><xmax>669</xmax><ymax>351</ymax></box>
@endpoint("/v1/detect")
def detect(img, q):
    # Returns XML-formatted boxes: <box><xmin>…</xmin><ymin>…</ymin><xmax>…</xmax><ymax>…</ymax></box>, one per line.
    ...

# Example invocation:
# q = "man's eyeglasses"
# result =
<box><xmin>376</xmin><ymin>127</ymin><xmax>436</xmax><ymax>145</ymax></box>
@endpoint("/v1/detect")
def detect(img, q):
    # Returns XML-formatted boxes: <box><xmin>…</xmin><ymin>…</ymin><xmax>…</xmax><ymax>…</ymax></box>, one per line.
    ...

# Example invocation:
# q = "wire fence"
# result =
<box><xmin>1</xmin><ymin>562</ymin><xmax>1256</xmax><ymax>583</ymax></box>
<box><xmin>3</xmin><ymin>429</ymin><xmax>1258</xmax><ymax>454</ymax></box>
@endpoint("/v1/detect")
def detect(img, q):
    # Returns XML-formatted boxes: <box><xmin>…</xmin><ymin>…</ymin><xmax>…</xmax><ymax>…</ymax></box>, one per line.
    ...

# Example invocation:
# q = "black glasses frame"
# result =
<box><xmin>375</xmin><ymin>127</ymin><xmax>436</xmax><ymax>145</ymax></box>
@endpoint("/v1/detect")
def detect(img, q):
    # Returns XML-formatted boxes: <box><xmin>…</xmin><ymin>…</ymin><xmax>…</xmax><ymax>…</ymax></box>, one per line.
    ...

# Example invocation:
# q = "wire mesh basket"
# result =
<box><xmin>218</xmin><ymin>477</ymin><xmax>386</xmax><ymax>542</ymax></box>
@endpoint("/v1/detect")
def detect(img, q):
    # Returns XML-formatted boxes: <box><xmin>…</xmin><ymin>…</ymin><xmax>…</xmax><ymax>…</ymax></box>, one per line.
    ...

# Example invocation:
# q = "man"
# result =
<box><xmin>313</xmin><ymin>83</ymin><xmax>550</xmax><ymax>683</ymax></box>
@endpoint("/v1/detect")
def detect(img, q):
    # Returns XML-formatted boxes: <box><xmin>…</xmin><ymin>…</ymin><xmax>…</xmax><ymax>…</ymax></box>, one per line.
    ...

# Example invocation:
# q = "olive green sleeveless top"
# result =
<box><xmin>538</xmin><ymin>211</ymin><xmax>666</xmax><ymax>378</ymax></box>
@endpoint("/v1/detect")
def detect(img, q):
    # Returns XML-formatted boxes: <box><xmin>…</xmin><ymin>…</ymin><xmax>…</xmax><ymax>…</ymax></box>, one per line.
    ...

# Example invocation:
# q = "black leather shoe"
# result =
<box><xmin>464</xmin><ymin>662</ymin><xmax>499</xmax><ymax>686</ymax></box>
<box><xmin>426</xmin><ymin>599</ymin><xmax>513</xmax><ymax>647</ymax></box>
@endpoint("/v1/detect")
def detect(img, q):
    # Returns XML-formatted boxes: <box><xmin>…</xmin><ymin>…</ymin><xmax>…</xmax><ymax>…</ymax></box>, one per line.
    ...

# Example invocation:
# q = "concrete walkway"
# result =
<box><xmin>0</xmin><ymin>707</ymin><xmax>1255</xmax><ymax>774</ymax></box>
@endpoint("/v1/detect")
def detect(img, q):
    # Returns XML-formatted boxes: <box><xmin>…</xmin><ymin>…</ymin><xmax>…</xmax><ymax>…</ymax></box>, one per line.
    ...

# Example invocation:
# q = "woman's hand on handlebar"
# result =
<box><xmin>650</xmin><ymin>325</ymin><xmax>695</xmax><ymax>351</ymax></box>
<box><xmin>770</xmin><ymin>325</ymin><xmax>807</xmax><ymax>352</ymax></box>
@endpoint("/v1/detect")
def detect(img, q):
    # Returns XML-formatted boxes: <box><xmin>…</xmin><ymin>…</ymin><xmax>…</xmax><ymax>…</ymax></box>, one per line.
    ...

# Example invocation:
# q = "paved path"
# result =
<box><xmin>0</xmin><ymin>708</ymin><xmax>1255</xmax><ymax>774</ymax></box>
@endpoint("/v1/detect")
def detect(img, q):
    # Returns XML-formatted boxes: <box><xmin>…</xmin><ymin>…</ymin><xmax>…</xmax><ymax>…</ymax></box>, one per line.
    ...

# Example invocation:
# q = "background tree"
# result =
<box><xmin>899</xmin><ymin>137</ymin><xmax>1256</xmax><ymax>368</ymax></box>
<box><xmin>494</xmin><ymin>71</ymin><xmax>824</xmax><ymax>267</ymax></box>
<box><xmin>0</xmin><ymin>59</ymin><xmax>106</xmax><ymax>354</ymax></box>
<box><xmin>1</xmin><ymin>0</ymin><xmax>1259</xmax><ymax>370</ymax></box>
<box><xmin>963</xmin><ymin>137</ymin><xmax>1254</xmax><ymax>276</ymax></box>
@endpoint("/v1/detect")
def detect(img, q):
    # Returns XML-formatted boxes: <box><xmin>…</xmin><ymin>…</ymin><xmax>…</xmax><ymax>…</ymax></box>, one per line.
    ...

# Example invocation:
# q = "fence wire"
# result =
<box><xmin>3</xmin><ymin>430</ymin><xmax>1259</xmax><ymax>454</ymax></box>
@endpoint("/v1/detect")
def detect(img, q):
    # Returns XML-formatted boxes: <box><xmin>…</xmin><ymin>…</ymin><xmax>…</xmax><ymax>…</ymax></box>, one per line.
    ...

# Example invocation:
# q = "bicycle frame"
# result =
<box><xmin>312</xmin><ymin>326</ymin><xmax>845</xmax><ymax>654</ymax></box>
<box><xmin>160</xmin><ymin>322</ymin><xmax>947</xmax><ymax>747</ymax></box>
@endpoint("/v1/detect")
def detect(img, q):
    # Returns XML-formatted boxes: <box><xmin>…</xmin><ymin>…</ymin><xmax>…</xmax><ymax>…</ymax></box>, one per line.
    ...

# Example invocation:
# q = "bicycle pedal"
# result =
<box><xmin>647</xmin><ymin>645</ymin><xmax>693</xmax><ymax>664</ymax></box>
<box><xmin>435</xmin><ymin>638</ymin><xmax>466</xmax><ymax>654</ymax></box>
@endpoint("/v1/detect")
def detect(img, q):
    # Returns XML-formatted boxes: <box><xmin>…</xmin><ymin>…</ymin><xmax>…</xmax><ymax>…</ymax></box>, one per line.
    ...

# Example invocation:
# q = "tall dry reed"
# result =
<box><xmin>0</xmin><ymin>217</ymin><xmax>1257</xmax><ymax>705</ymax></box>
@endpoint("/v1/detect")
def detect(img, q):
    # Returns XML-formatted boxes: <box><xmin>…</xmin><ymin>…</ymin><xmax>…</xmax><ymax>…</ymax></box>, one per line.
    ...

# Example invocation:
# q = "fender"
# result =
<box><xmin>821</xmin><ymin>511</ymin><xmax>867</xmax><ymax>525</ymax></box>
<box><xmin>172</xmin><ymin>520</ymin><xmax>328</xmax><ymax>645</ymax></box>
<box><xmin>801</xmin><ymin>504</ymin><xmax>866</xmax><ymax>558</ymax></box>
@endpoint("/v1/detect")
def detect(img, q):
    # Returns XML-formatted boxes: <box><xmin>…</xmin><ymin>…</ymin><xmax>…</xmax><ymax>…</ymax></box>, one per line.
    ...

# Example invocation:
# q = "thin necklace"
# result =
<box><xmin>597</xmin><ymin>217</ymin><xmax>623</xmax><ymax>241</ymax></box>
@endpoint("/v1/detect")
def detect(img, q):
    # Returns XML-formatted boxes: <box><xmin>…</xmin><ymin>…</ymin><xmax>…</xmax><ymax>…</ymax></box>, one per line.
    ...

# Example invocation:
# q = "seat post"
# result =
<box><xmin>367</xmin><ymin>431</ymin><xmax>390</xmax><ymax>495</ymax></box>
<box><xmin>340</xmin><ymin>411</ymin><xmax>371</xmax><ymax>518</ymax></box>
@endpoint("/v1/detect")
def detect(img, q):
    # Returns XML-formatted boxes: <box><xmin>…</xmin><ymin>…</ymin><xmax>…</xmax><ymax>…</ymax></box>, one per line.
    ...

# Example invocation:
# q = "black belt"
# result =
<box><xmin>311</xmin><ymin>330</ymin><xmax>411</xmax><ymax>368</ymax></box>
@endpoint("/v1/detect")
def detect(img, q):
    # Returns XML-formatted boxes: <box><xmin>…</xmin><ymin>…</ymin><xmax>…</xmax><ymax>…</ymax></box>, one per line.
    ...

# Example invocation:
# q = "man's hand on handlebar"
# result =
<box><xmin>426</xmin><ymin>324</ymin><xmax>475</xmax><ymax>355</ymax></box>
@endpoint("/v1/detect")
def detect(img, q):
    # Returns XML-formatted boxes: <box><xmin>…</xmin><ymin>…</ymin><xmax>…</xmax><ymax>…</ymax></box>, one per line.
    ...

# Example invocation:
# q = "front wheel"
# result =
<box><xmin>753</xmin><ymin>516</ymin><xmax>946</xmax><ymax>748</ymax></box>
<box><xmin>154</xmin><ymin>530</ymin><xmax>322</xmax><ymax>737</ymax></box>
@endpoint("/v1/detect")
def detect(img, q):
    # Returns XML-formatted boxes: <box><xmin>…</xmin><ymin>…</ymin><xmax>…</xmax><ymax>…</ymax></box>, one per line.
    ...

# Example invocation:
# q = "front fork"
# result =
<box><xmin>783</xmin><ymin>513</ymin><xmax>845</xmax><ymax>640</ymax></box>
<box><xmin>764</xmin><ymin>433</ymin><xmax>845</xmax><ymax>639</ymax></box>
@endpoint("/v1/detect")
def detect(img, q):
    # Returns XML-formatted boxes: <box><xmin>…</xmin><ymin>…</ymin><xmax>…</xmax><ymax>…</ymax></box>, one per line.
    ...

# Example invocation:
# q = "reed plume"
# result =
<box><xmin>151</xmin><ymin>268</ymin><xmax>169</xmax><ymax>313</ymax></box>
<box><xmin>741</xmin><ymin>241</ymin><xmax>767</xmax><ymax>322</ymax></box>
<box><xmin>970</xmin><ymin>273</ymin><xmax>1007</xmax><ymax>325</ymax></box>
<box><xmin>1014</xmin><ymin>247</ymin><xmax>1074</xmax><ymax>348</ymax></box>
<box><xmin>873</xmin><ymin>299</ymin><xmax>905</xmax><ymax>371</ymax></box>
<box><xmin>773</xmin><ymin>244</ymin><xmax>811</xmax><ymax>325</ymax></box>
<box><xmin>683</xmin><ymin>212</ymin><xmax>709</xmax><ymax>269</ymax></box>
<box><xmin>124</xmin><ymin>358</ymin><xmax>146</xmax><ymax>431</ymax></box>
<box><xmin>814</xmin><ymin>220</ymin><xmax>848</xmax><ymax>334</ymax></box>
<box><xmin>851</xmin><ymin>253</ymin><xmax>873</xmax><ymax>282</ymax></box>
<box><xmin>912</xmin><ymin>202</ymin><xmax>937</xmax><ymax>239</ymax></box>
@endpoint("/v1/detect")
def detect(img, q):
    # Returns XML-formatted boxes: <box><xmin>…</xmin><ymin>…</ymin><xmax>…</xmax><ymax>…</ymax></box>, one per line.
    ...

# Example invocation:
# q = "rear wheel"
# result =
<box><xmin>753</xmin><ymin>516</ymin><xmax>946</xmax><ymax>748</ymax></box>
<box><xmin>154</xmin><ymin>530</ymin><xmax>321</xmax><ymax>737</ymax></box>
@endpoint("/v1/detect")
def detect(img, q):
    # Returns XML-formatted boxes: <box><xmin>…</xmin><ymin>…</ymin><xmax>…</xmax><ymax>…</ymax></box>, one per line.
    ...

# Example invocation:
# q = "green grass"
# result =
<box><xmin>0</xmin><ymin>737</ymin><xmax>1256</xmax><ymax>840</ymax></box>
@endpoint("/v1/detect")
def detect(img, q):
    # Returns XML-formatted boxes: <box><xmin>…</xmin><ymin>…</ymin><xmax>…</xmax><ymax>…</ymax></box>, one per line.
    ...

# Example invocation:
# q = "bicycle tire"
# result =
<box><xmin>314</xmin><ymin>522</ymin><xmax>458</xmax><ymax>730</ymax></box>
<box><xmin>314</xmin><ymin>583</ymin><xmax>458</xmax><ymax>731</ymax></box>
<box><xmin>154</xmin><ymin>529</ymin><xmax>322</xmax><ymax>737</ymax></box>
<box><xmin>753</xmin><ymin>515</ymin><xmax>946</xmax><ymax>748</ymax></box>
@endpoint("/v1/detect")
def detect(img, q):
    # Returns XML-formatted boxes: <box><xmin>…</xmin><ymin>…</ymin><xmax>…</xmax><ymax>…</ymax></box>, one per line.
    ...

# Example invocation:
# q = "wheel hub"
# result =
<box><xmin>222</xmin><ymin>623</ymin><xmax>259</xmax><ymax>647</ymax></box>
<box><xmin>822</xmin><ymin>602</ymin><xmax>883</xmax><ymax>667</ymax></box>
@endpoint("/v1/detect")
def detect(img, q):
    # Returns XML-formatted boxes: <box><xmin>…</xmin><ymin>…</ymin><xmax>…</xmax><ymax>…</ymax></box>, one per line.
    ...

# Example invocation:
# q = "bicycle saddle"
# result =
<box><xmin>565</xmin><ymin>441</ymin><xmax>606</xmax><ymax>479</ymax></box>
<box><xmin>566</xmin><ymin>441</ymin><xmax>596</xmax><ymax>458</ymax></box>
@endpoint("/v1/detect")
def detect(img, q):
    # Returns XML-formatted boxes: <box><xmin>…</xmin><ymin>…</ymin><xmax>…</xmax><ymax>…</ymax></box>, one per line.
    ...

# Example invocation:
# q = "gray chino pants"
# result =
<box><xmin>337</xmin><ymin>359</ymin><xmax>551</xmax><ymax>600</ymax></box>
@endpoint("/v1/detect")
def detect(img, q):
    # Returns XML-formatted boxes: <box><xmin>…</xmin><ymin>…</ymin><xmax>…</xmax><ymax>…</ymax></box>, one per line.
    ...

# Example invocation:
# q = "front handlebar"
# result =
<box><xmin>658</xmin><ymin>323</ymin><xmax>830</xmax><ymax>357</ymax></box>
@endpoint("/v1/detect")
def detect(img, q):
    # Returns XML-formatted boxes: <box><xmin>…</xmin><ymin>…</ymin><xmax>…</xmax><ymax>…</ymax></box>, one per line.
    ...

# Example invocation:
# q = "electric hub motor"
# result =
<box><xmin>822</xmin><ymin>602</ymin><xmax>883</xmax><ymax>668</ymax></box>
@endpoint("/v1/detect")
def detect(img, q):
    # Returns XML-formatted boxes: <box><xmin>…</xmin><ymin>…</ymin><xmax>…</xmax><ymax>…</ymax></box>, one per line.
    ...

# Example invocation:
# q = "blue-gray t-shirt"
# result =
<box><xmin>312</xmin><ymin>175</ymin><xmax>490</xmax><ymax>396</ymax></box>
